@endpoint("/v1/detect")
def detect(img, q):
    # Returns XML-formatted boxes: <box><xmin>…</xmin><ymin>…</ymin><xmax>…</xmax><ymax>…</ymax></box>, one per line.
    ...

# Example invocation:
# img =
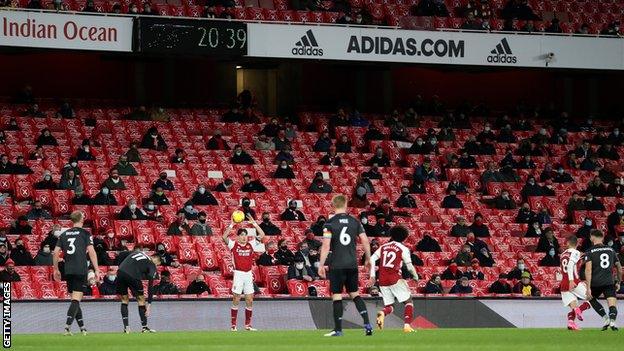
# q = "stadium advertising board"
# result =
<box><xmin>0</xmin><ymin>10</ymin><xmax>132</xmax><ymax>52</ymax></box>
<box><xmin>137</xmin><ymin>17</ymin><xmax>247</xmax><ymax>56</ymax></box>
<box><xmin>247</xmin><ymin>23</ymin><xmax>624</xmax><ymax>70</ymax></box>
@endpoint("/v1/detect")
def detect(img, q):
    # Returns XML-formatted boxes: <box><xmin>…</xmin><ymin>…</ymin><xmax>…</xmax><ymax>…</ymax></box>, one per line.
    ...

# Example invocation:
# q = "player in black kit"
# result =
<box><xmin>116</xmin><ymin>250</ymin><xmax>162</xmax><ymax>333</ymax></box>
<box><xmin>585</xmin><ymin>229</ymin><xmax>622</xmax><ymax>331</ymax></box>
<box><xmin>318</xmin><ymin>195</ymin><xmax>373</xmax><ymax>337</ymax></box>
<box><xmin>53</xmin><ymin>211</ymin><xmax>100</xmax><ymax>336</ymax></box>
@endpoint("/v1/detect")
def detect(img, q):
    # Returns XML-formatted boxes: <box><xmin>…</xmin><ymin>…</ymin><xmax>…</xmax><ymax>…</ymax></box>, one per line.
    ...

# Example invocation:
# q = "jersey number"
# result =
<box><xmin>66</xmin><ymin>238</ymin><xmax>76</xmax><ymax>255</ymax></box>
<box><xmin>131</xmin><ymin>252</ymin><xmax>150</xmax><ymax>261</ymax></box>
<box><xmin>560</xmin><ymin>258</ymin><xmax>568</xmax><ymax>269</ymax></box>
<box><xmin>382</xmin><ymin>251</ymin><xmax>397</xmax><ymax>268</ymax></box>
<box><xmin>599</xmin><ymin>253</ymin><xmax>610</xmax><ymax>269</ymax></box>
<box><xmin>339</xmin><ymin>227</ymin><xmax>351</xmax><ymax>246</ymax></box>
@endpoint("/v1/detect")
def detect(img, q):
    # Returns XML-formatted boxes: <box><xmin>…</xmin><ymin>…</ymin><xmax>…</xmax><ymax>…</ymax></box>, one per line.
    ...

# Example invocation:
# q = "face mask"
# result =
<box><xmin>71</xmin><ymin>162</ymin><xmax>78</xmax><ymax>168</ymax></box>
<box><xmin>585</xmin><ymin>220</ymin><xmax>592</xmax><ymax>226</ymax></box>
<box><xmin>607</xmin><ymin>241</ymin><xmax>613</xmax><ymax>247</ymax></box>
<box><xmin>484</xmin><ymin>127</ymin><xmax>490</xmax><ymax>132</ymax></box>
<box><xmin>289</xmin><ymin>205</ymin><xmax>296</xmax><ymax>210</ymax></box>
<box><xmin>53</xmin><ymin>230</ymin><xmax>61</xmax><ymax>237</ymax></box>
<box><xmin>295</xmin><ymin>263</ymin><xmax>304</xmax><ymax>270</ymax></box>
<box><xmin>43</xmin><ymin>247</ymin><xmax>50</xmax><ymax>253</ymax></box>
<box><xmin>157</xmin><ymin>247</ymin><xmax>165</xmax><ymax>253</ymax></box>
<box><xmin>107</xmin><ymin>275</ymin><xmax>116</xmax><ymax>282</ymax></box>
<box><xmin>44</xmin><ymin>176</ymin><xmax>51</xmax><ymax>181</ymax></box>
<box><xmin>618</xmin><ymin>209</ymin><xmax>623</xmax><ymax>215</ymax></box>
<box><xmin>129</xmin><ymin>204</ymin><xmax>137</xmax><ymax>210</ymax></box>
<box><xmin>549</xmin><ymin>249</ymin><xmax>555</xmax><ymax>257</ymax></box>
<box><xmin>615</xmin><ymin>130</ymin><xmax>620</xmax><ymax>136</ymax></box>
<box><xmin>518</xmin><ymin>264</ymin><xmax>525</xmax><ymax>271</ymax></box>
<box><xmin>281</xmin><ymin>165</ymin><xmax>288</xmax><ymax>169</ymax></box>
<box><xmin>558</xmin><ymin>169</ymin><xmax>564</xmax><ymax>174</ymax></box>
<box><xmin>102</xmin><ymin>188</ymin><xmax>109</xmax><ymax>195</ymax></box>
<box><xmin>185</xmin><ymin>205</ymin><xmax>193</xmax><ymax>212</ymax></box>
<box><xmin>107</xmin><ymin>233</ymin><xmax>114</xmax><ymax>238</ymax></box>
<box><xmin>147</xmin><ymin>205</ymin><xmax>155</xmax><ymax>211</ymax></box>
<box><xmin>235</xmin><ymin>151</ymin><xmax>242</xmax><ymax>155</ymax></box>
<box><xmin>528</xmin><ymin>180</ymin><xmax>535</xmax><ymax>185</ymax></box>
<box><xmin>198</xmin><ymin>187</ymin><xmax>205</xmax><ymax>194</ymax></box>
<box><xmin>416</xmin><ymin>141</ymin><xmax>423</xmax><ymax>146</ymax></box>
<box><xmin>84</xmin><ymin>146</ymin><xmax>90</xmax><ymax>152</ymax></box>
<box><xmin>301</xmin><ymin>248</ymin><xmax>309</xmax><ymax>255</ymax></box>
<box><xmin>361</xmin><ymin>218</ymin><xmax>368</xmax><ymax>225</ymax></box>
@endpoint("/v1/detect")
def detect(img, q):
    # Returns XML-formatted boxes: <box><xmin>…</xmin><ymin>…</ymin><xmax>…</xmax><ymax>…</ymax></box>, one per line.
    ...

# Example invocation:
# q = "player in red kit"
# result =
<box><xmin>222</xmin><ymin>213</ymin><xmax>266</xmax><ymax>331</ymax></box>
<box><xmin>369</xmin><ymin>226</ymin><xmax>419</xmax><ymax>333</ymax></box>
<box><xmin>559</xmin><ymin>235</ymin><xmax>591</xmax><ymax>330</ymax></box>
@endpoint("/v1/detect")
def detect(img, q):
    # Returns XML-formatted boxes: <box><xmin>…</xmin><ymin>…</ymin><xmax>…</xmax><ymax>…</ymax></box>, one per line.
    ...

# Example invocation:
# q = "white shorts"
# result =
<box><xmin>379</xmin><ymin>279</ymin><xmax>412</xmax><ymax>306</ymax></box>
<box><xmin>561</xmin><ymin>282</ymin><xmax>587</xmax><ymax>306</ymax></box>
<box><xmin>232</xmin><ymin>270</ymin><xmax>254</xmax><ymax>295</ymax></box>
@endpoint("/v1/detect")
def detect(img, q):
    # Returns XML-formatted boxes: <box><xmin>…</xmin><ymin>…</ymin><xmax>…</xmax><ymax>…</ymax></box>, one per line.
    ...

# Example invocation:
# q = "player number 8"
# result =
<box><xmin>599</xmin><ymin>253</ymin><xmax>610</xmax><ymax>269</ymax></box>
<box><xmin>339</xmin><ymin>227</ymin><xmax>351</xmax><ymax>246</ymax></box>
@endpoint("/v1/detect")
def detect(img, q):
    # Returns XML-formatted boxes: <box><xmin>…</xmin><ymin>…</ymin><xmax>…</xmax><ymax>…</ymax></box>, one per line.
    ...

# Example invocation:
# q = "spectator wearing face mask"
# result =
<box><xmin>466</xmin><ymin>232</ymin><xmax>495</xmax><ymax>267</ymax></box>
<box><xmin>469</xmin><ymin>213</ymin><xmax>490</xmax><ymax>237</ymax></box>
<box><xmin>359</xmin><ymin>215</ymin><xmax>375</xmax><ymax>237</ymax></box>
<box><xmin>395</xmin><ymin>186</ymin><xmax>417</xmax><ymax>208</ymax></box>
<box><xmin>520</xmin><ymin>176</ymin><xmax>543</xmax><ymax>202</ymax></box>
<box><xmin>0</xmin><ymin>260</ymin><xmax>20</xmax><ymax>282</ymax></box>
<box><xmin>75</xmin><ymin>139</ymin><xmax>95</xmax><ymax>161</ymax></box>
<box><xmin>34</xmin><ymin>171</ymin><xmax>57</xmax><ymax>190</ymax></box>
<box><xmin>424</xmin><ymin>274</ymin><xmax>443</xmax><ymax>294</ymax></box>
<box><xmin>275</xmin><ymin>145</ymin><xmax>295</xmax><ymax>164</ymax></box>
<box><xmin>11</xmin><ymin>156</ymin><xmax>33</xmax><ymax>175</ymax></box>
<box><xmin>493</xmin><ymin>190</ymin><xmax>516</xmax><ymax>210</ymax></box>
<box><xmin>446</xmin><ymin>178</ymin><xmax>467</xmax><ymax>194</ymax></box>
<box><xmin>189</xmin><ymin>184</ymin><xmax>218</xmax><ymax>205</ymax></box>
<box><xmin>535</xmin><ymin>208</ymin><xmax>552</xmax><ymax>225</ymax></box>
<box><xmin>0</xmin><ymin>246</ymin><xmax>9</xmax><ymax>266</ymax></box>
<box><xmin>369</xmin><ymin>214</ymin><xmax>391</xmax><ymax>237</ymax></box>
<box><xmin>102</xmin><ymin>169</ymin><xmax>126</xmax><ymax>190</ymax></box>
<box><xmin>313</xmin><ymin>131</ymin><xmax>332</xmax><ymax>153</ymax></box>
<box><xmin>441</xmin><ymin>262</ymin><xmax>463</xmax><ymax>280</ymax></box>
<box><xmin>39</xmin><ymin>225</ymin><xmax>61</xmax><ymax>251</ymax></box>
<box><xmin>150</xmin><ymin>271</ymin><xmax>180</xmax><ymax>295</ymax></box>
<box><xmin>214</xmin><ymin>178</ymin><xmax>234</xmax><ymax>192</ymax></box>
<box><xmin>552</xmin><ymin>166</ymin><xmax>573</xmax><ymax>183</ymax></box>
<box><xmin>72</xmin><ymin>187</ymin><xmax>92</xmax><ymax>205</ymax></box>
<box><xmin>308</xmin><ymin>172</ymin><xmax>333</xmax><ymax>193</ymax></box>
<box><xmin>114</xmin><ymin>155</ymin><xmax>138</xmax><ymax>176</ymax></box>
<box><xmin>275</xmin><ymin>239</ymin><xmax>295</xmax><ymax>265</ymax></box>
<box><xmin>26</xmin><ymin>200</ymin><xmax>52</xmax><ymax>220</ymax></box>
<box><xmin>303</xmin><ymin>229</ymin><xmax>322</xmax><ymax>251</ymax></box>
<box><xmin>538</xmin><ymin>247</ymin><xmax>560</xmax><ymax>267</ymax></box>
<box><xmin>10</xmin><ymin>239</ymin><xmax>34</xmax><ymax>266</ymax></box>
<box><xmin>259</xmin><ymin>212</ymin><xmax>281</xmax><ymax>236</ymax></box>
<box><xmin>441</xmin><ymin>189</ymin><xmax>464</xmax><ymax>209</ymax></box>
<box><xmin>463</xmin><ymin>258</ymin><xmax>485</xmax><ymax>280</ymax></box>
<box><xmin>489</xmin><ymin>273</ymin><xmax>512</xmax><ymax>294</ymax></box>
<box><xmin>141</xmin><ymin>127</ymin><xmax>167</xmax><ymax>151</ymax></box>
<box><xmin>280</xmin><ymin>200</ymin><xmax>306</xmax><ymax>221</ymax></box>
<box><xmin>206</xmin><ymin>130</ymin><xmax>230</xmax><ymax>150</ymax></box>
<box><xmin>335</xmin><ymin>134</ymin><xmax>352</xmax><ymax>153</ymax></box>
<box><xmin>320</xmin><ymin>148</ymin><xmax>342</xmax><ymax>166</ymax></box>
<box><xmin>148</xmin><ymin>186</ymin><xmax>169</xmax><ymax>206</ymax></box>
<box><xmin>92</xmin><ymin>187</ymin><xmax>117</xmax><ymax>205</ymax></box>
<box><xmin>91</xmin><ymin>234</ymin><xmax>111</xmax><ymax>266</ymax></box>
<box><xmin>608</xmin><ymin>178</ymin><xmax>624</xmax><ymax>197</ymax></box>
<box><xmin>241</xmin><ymin>173</ymin><xmax>266</xmax><ymax>193</ymax></box>
<box><xmin>536</xmin><ymin>228</ymin><xmax>560</xmax><ymax>253</ymax></box>
<box><xmin>576</xmin><ymin>217</ymin><xmax>595</xmax><ymax>251</ymax></box>
<box><xmin>507</xmin><ymin>259</ymin><xmax>531</xmax><ymax>281</ymax></box>
<box><xmin>36</xmin><ymin>128</ymin><xmax>58</xmax><ymax>146</ymax></box>
<box><xmin>414</xmin><ymin>159</ymin><xmax>437</xmax><ymax>183</ymax></box>
<box><xmin>59</xmin><ymin>169</ymin><xmax>81</xmax><ymax>191</ymax></box>
<box><xmin>255</xmin><ymin>133</ymin><xmax>275</xmax><ymax>151</ymax></box>
<box><xmin>586</xmin><ymin>177</ymin><xmax>608</xmax><ymax>197</ymax></box>
<box><xmin>524</xmin><ymin>221</ymin><xmax>544</xmax><ymax>238</ymax></box>
<box><xmin>34</xmin><ymin>244</ymin><xmax>53</xmax><ymax>265</ymax></box>
<box><xmin>583</xmin><ymin>193</ymin><xmax>605</xmax><ymax>211</ymax></box>
<box><xmin>287</xmin><ymin>256</ymin><xmax>315</xmax><ymax>282</ymax></box>
<box><xmin>450</xmin><ymin>216</ymin><xmax>470</xmax><ymax>237</ymax></box>
<box><xmin>124</xmin><ymin>142</ymin><xmax>141</xmax><ymax>163</ymax></box>
<box><xmin>142</xmin><ymin>200</ymin><xmax>162</xmax><ymax>221</ymax></box>
<box><xmin>350</xmin><ymin>185</ymin><xmax>370</xmax><ymax>208</ymax></box>
<box><xmin>153</xmin><ymin>171</ymin><xmax>174</xmax><ymax>191</ymax></box>
<box><xmin>295</xmin><ymin>241</ymin><xmax>318</xmax><ymax>274</ymax></box>
<box><xmin>118</xmin><ymin>199</ymin><xmax>149</xmax><ymax>220</ymax></box>
<box><xmin>607</xmin><ymin>203</ymin><xmax>624</xmax><ymax>238</ymax></box>
<box><xmin>155</xmin><ymin>243</ymin><xmax>179</xmax><ymax>267</ymax></box>
<box><xmin>0</xmin><ymin>155</ymin><xmax>13</xmax><ymax>174</ymax></box>
<box><xmin>10</xmin><ymin>216</ymin><xmax>32</xmax><ymax>234</ymax></box>
<box><xmin>230</xmin><ymin>144</ymin><xmax>256</xmax><ymax>165</ymax></box>
<box><xmin>100</xmin><ymin>270</ymin><xmax>118</xmax><ymax>295</ymax></box>
<box><xmin>190</xmin><ymin>212</ymin><xmax>212</xmax><ymax>236</ymax></box>
<box><xmin>368</xmin><ymin>147</ymin><xmax>391</xmax><ymax>167</ymax></box>
<box><xmin>186</xmin><ymin>274</ymin><xmax>211</xmax><ymax>295</ymax></box>
<box><xmin>257</xmin><ymin>241</ymin><xmax>278</xmax><ymax>266</ymax></box>
<box><xmin>274</xmin><ymin>160</ymin><xmax>296</xmax><ymax>179</ymax></box>
<box><xmin>513</xmin><ymin>272</ymin><xmax>541</xmax><ymax>296</ymax></box>
<box><xmin>454</xmin><ymin>244</ymin><xmax>473</xmax><ymax>267</ymax></box>
<box><xmin>181</xmin><ymin>202</ymin><xmax>199</xmax><ymax>220</ymax></box>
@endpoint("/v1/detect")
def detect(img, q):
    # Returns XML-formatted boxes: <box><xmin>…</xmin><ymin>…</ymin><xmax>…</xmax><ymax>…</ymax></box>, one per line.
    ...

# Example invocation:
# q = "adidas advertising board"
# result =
<box><xmin>248</xmin><ymin>23</ymin><xmax>624</xmax><ymax>70</ymax></box>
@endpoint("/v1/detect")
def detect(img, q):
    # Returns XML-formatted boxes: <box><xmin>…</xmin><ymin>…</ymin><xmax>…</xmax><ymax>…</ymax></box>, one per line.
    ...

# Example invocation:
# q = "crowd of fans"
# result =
<box><xmin>1</xmin><ymin>85</ymin><xmax>624</xmax><ymax>298</ymax></box>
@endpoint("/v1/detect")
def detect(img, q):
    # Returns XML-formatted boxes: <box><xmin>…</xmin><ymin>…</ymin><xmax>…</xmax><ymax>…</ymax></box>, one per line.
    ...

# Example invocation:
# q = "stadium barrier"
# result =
<box><xmin>11</xmin><ymin>298</ymin><xmax>618</xmax><ymax>333</ymax></box>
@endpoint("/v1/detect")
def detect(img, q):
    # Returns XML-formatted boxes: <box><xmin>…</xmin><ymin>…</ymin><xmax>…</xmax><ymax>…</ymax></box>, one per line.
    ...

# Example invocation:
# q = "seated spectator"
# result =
<box><xmin>539</xmin><ymin>248</ymin><xmax>560</xmax><ymax>267</ymax></box>
<box><xmin>319</xmin><ymin>148</ymin><xmax>342</xmax><ymax>166</ymax></box>
<box><xmin>512</xmin><ymin>272</ymin><xmax>541</xmax><ymax>296</ymax></box>
<box><xmin>56</xmin><ymin>101</ymin><xmax>74</xmax><ymax>118</ymax></box>
<box><xmin>308</xmin><ymin>172</ymin><xmax>332</xmax><ymax>193</ymax></box>
<box><xmin>601</xmin><ymin>20</ymin><xmax>622</xmax><ymax>36</ymax></box>
<box><xmin>0</xmin><ymin>260</ymin><xmax>20</xmax><ymax>282</ymax></box>
<box><xmin>141</xmin><ymin>2</ymin><xmax>158</xmax><ymax>15</ymax></box>
<box><xmin>303</xmin><ymin>229</ymin><xmax>322</xmax><ymax>251</ymax></box>
<box><xmin>259</xmin><ymin>212</ymin><xmax>281</xmax><ymax>236</ymax></box>
<box><xmin>118</xmin><ymin>199</ymin><xmax>149</xmax><ymax>220</ymax></box>
<box><xmin>186</xmin><ymin>274</ymin><xmax>211</xmax><ymax>295</ymax></box>
<box><xmin>458</xmin><ymin>150</ymin><xmax>477</xmax><ymax>169</ymax></box>
<box><xmin>99</xmin><ymin>270</ymin><xmax>117</xmax><ymax>295</ymax></box>
<box><xmin>190</xmin><ymin>212</ymin><xmax>212</xmax><ymax>236</ymax></box>
<box><xmin>148</xmin><ymin>186</ymin><xmax>169</xmax><ymax>206</ymax></box>
<box><xmin>415</xmin><ymin>233</ymin><xmax>442</xmax><ymax>252</ymax></box>
<box><xmin>9</xmin><ymin>216</ymin><xmax>32</xmax><ymax>234</ymax></box>
<box><xmin>607</xmin><ymin>203</ymin><xmax>624</xmax><ymax>237</ymax></box>
<box><xmin>363</xmin><ymin>124</ymin><xmax>384</xmax><ymax>142</ymax></box>
<box><xmin>414</xmin><ymin>159</ymin><xmax>437</xmax><ymax>182</ymax></box>
<box><xmin>408</xmin><ymin>137</ymin><xmax>431</xmax><ymax>154</ymax></box>
<box><xmin>586</xmin><ymin>177</ymin><xmax>608</xmax><ymax>197</ymax></box>
<box><xmin>34</xmin><ymin>244</ymin><xmax>53</xmax><ymax>266</ymax></box>
<box><xmin>0</xmin><ymin>246</ymin><xmax>9</xmax><ymax>266</ymax></box>
<box><xmin>10</xmin><ymin>238</ymin><xmax>34</xmax><ymax>266</ymax></box>
<box><xmin>463</xmin><ymin>258</ymin><xmax>485</xmax><ymax>280</ymax></box>
<box><xmin>206</xmin><ymin>131</ymin><xmax>231</xmax><ymax>150</ymax></box>
<box><xmin>466</xmin><ymin>232</ymin><xmax>494</xmax><ymax>267</ymax></box>
<box><xmin>92</xmin><ymin>187</ymin><xmax>117</xmax><ymax>205</ymax></box>
<box><xmin>287</xmin><ymin>256</ymin><xmax>315</xmax><ymax>282</ymax></box>
<box><xmin>335</xmin><ymin>134</ymin><xmax>352</xmax><ymax>153</ymax></box>
<box><xmin>395</xmin><ymin>186</ymin><xmax>417</xmax><ymax>208</ymax></box>
<box><xmin>424</xmin><ymin>274</ymin><xmax>443</xmax><ymax>294</ymax></box>
<box><xmin>597</xmin><ymin>144</ymin><xmax>619</xmax><ymax>160</ymax></box>
<box><xmin>409</xmin><ymin>178</ymin><xmax>427</xmax><ymax>194</ymax></box>
<box><xmin>441</xmin><ymin>189</ymin><xmax>463</xmax><ymax>209</ymax></box>
<box><xmin>230</xmin><ymin>144</ymin><xmax>255</xmax><ymax>165</ymax></box>
<box><xmin>461</xmin><ymin>12</ymin><xmax>481</xmax><ymax>30</ymax></box>
<box><xmin>520</xmin><ymin>176</ymin><xmax>543</xmax><ymax>201</ymax></box>
<box><xmin>142</xmin><ymin>200</ymin><xmax>161</xmax><ymax>221</ymax></box>
<box><xmin>76</xmin><ymin>139</ymin><xmax>95</xmax><ymax>161</ymax></box>
<box><xmin>363</xmin><ymin>166</ymin><xmax>382</xmax><ymax>180</ymax></box>
<box><xmin>525</xmin><ymin>221</ymin><xmax>544</xmax><ymax>238</ymax></box>
<box><xmin>441</xmin><ymin>263</ymin><xmax>464</xmax><ymax>280</ymax></box>
<box><xmin>507</xmin><ymin>259</ymin><xmax>531</xmax><ymax>281</ymax></box>
<box><xmin>273</xmin><ymin>130</ymin><xmax>291</xmax><ymax>151</ymax></box>
<box><xmin>240</xmin><ymin>173</ymin><xmax>266</xmax><ymax>193</ymax></box>
<box><xmin>36</xmin><ymin>129</ymin><xmax>58</xmax><ymax>146</ymax></box>
<box><xmin>71</xmin><ymin>186</ymin><xmax>92</xmax><ymax>205</ymax></box>
<box><xmin>125</xmin><ymin>142</ymin><xmax>141</xmax><ymax>163</ymax></box>
<box><xmin>534</xmin><ymin>226</ymin><xmax>559</xmax><ymax>252</ymax></box>
<box><xmin>309</xmin><ymin>216</ymin><xmax>327</xmax><ymax>237</ymax></box>
<box><xmin>34</xmin><ymin>171</ymin><xmax>57</xmax><ymax>190</ymax></box>
<box><xmin>576</xmin><ymin>217</ymin><xmax>594</xmax><ymax>250</ymax></box>
<box><xmin>11</xmin><ymin>156</ymin><xmax>32</xmax><ymax>174</ymax></box>
<box><xmin>446</xmin><ymin>178</ymin><xmax>468</xmax><ymax>194</ymax></box>
<box><xmin>181</xmin><ymin>202</ymin><xmax>200</xmax><ymax>220</ymax></box>
<box><xmin>59</xmin><ymin>169</ymin><xmax>81</xmax><ymax>191</ymax></box>
<box><xmin>83</xmin><ymin>0</ymin><xmax>98</xmax><ymax>11</ymax></box>
<box><xmin>273</xmin><ymin>160</ymin><xmax>296</xmax><ymax>179</ymax></box>
<box><xmin>368</xmin><ymin>147</ymin><xmax>391</xmax><ymax>167</ymax></box>
<box><xmin>469</xmin><ymin>213</ymin><xmax>490</xmax><ymax>237</ymax></box>
<box><xmin>280</xmin><ymin>200</ymin><xmax>306</xmax><ymax>221</ymax></box>
<box><xmin>214</xmin><ymin>178</ymin><xmax>234</xmax><ymax>192</ymax></box>
<box><xmin>190</xmin><ymin>184</ymin><xmax>218</xmax><ymax>206</ymax></box>
<box><xmin>221</xmin><ymin>105</ymin><xmax>244</xmax><ymax>123</ymax></box>
<box><xmin>240</xmin><ymin>197</ymin><xmax>256</xmax><ymax>220</ymax></box>
<box><xmin>254</xmin><ymin>134</ymin><xmax>275</xmax><ymax>151</ymax></box>
<box><xmin>167</xmin><ymin>211</ymin><xmax>191</xmax><ymax>235</ymax></box>
<box><xmin>153</xmin><ymin>171</ymin><xmax>174</xmax><ymax>191</ymax></box>
<box><xmin>516</xmin><ymin>203</ymin><xmax>536</xmax><ymax>224</ymax></box>
<box><xmin>580</xmin><ymin>155</ymin><xmax>601</xmax><ymax>171</ymax></box>
<box><xmin>608</xmin><ymin>177</ymin><xmax>624</xmax><ymax>197</ymax></box>
<box><xmin>261</xmin><ymin>118</ymin><xmax>281</xmax><ymax>138</ymax></box>
<box><xmin>275</xmin><ymin>146</ymin><xmax>295</xmax><ymax>164</ymax></box>
<box><xmin>39</xmin><ymin>226</ymin><xmax>59</xmax><ymax>251</ymax></box>
<box><xmin>449</xmin><ymin>277</ymin><xmax>473</xmax><ymax>294</ymax></box>
<box><xmin>489</xmin><ymin>273</ymin><xmax>513</xmax><ymax>294</ymax></box>
<box><xmin>275</xmin><ymin>239</ymin><xmax>295</xmax><ymax>265</ymax></box>
<box><xmin>257</xmin><ymin>241</ymin><xmax>278</xmax><ymax>266</ymax></box>
<box><xmin>171</xmin><ymin>148</ymin><xmax>186</xmax><ymax>164</ymax></box>
<box><xmin>454</xmin><ymin>244</ymin><xmax>473</xmax><ymax>267</ymax></box>
<box><xmin>584</xmin><ymin>193</ymin><xmax>605</xmax><ymax>211</ymax></box>
<box><xmin>493</xmin><ymin>190</ymin><xmax>516</xmax><ymax>209</ymax></box>
<box><xmin>101</xmin><ymin>169</ymin><xmax>126</xmax><ymax>190</ymax></box>
<box><xmin>150</xmin><ymin>271</ymin><xmax>180</xmax><ymax>295</ymax></box>
<box><xmin>140</xmin><ymin>127</ymin><xmax>167</xmax><ymax>151</ymax></box>
<box><xmin>155</xmin><ymin>243</ymin><xmax>180</xmax><ymax>267</ymax></box>
<box><xmin>450</xmin><ymin>216</ymin><xmax>471</xmax><ymax>237</ymax></box>
<box><xmin>313</xmin><ymin>131</ymin><xmax>332</xmax><ymax>153</ymax></box>
<box><xmin>29</xmin><ymin>146</ymin><xmax>44</xmax><ymax>161</ymax></box>
<box><xmin>502</xmin><ymin>0</ymin><xmax>538</xmax><ymax>20</ymax></box>
<box><xmin>114</xmin><ymin>155</ymin><xmax>138</xmax><ymax>176</ymax></box>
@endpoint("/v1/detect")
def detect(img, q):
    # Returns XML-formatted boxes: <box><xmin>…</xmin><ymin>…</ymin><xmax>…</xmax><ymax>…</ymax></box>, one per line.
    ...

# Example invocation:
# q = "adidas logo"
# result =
<box><xmin>487</xmin><ymin>38</ymin><xmax>517</xmax><ymax>64</ymax></box>
<box><xmin>292</xmin><ymin>30</ymin><xmax>324</xmax><ymax>56</ymax></box>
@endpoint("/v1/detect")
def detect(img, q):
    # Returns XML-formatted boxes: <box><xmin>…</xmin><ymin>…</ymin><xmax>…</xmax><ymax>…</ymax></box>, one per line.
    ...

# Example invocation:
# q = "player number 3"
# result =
<box><xmin>66</xmin><ymin>237</ymin><xmax>76</xmax><ymax>254</ymax></box>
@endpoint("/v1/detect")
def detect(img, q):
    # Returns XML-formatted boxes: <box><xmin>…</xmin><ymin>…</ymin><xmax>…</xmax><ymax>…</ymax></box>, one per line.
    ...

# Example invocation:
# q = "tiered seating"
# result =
<box><xmin>1</xmin><ymin>99</ymin><xmax>623</xmax><ymax>300</ymax></box>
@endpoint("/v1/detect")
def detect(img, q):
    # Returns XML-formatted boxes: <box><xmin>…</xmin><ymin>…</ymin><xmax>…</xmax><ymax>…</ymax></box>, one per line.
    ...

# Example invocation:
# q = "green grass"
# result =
<box><xmin>11</xmin><ymin>329</ymin><xmax>622</xmax><ymax>351</ymax></box>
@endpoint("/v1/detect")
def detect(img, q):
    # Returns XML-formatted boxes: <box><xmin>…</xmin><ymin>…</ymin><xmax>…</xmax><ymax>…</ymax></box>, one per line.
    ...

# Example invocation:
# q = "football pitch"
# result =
<box><xmin>11</xmin><ymin>328</ymin><xmax>622</xmax><ymax>351</ymax></box>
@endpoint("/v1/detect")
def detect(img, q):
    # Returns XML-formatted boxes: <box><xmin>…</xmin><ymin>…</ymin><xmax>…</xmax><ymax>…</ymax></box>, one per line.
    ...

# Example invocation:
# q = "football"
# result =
<box><xmin>232</xmin><ymin>210</ymin><xmax>246</xmax><ymax>223</ymax></box>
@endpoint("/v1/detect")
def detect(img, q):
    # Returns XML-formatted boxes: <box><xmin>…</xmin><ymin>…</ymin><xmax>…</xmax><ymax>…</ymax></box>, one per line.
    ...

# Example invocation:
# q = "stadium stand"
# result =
<box><xmin>1</xmin><ymin>92</ymin><xmax>623</xmax><ymax>301</ymax></box>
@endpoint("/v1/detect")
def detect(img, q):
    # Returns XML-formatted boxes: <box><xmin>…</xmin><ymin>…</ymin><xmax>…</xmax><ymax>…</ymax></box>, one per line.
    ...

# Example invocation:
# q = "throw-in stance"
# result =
<box><xmin>559</xmin><ymin>235</ymin><xmax>591</xmax><ymax>330</ymax></box>
<box><xmin>222</xmin><ymin>214</ymin><xmax>266</xmax><ymax>331</ymax></box>
<box><xmin>318</xmin><ymin>195</ymin><xmax>373</xmax><ymax>337</ymax></box>
<box><xmin>53</xmin><ymin>211</ymin><xmax>100</xmax><ymax>336</ymax></box>
<box><xmin>116</xmin><ymin>251</ymin><xmax>161</xmax><ymax>333</ymax></box>
<box><xmin>370</xmin><ymin>225</ymin><xmax>419</xmax><ymax>333</ymax></box>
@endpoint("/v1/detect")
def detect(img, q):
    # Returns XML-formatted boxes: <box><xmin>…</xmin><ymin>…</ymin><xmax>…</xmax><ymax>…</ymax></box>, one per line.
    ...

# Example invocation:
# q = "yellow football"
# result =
<box><xmin>232</xmin><ymin>210</ymin><xmax>246</xmax><ymax>223</ymax></box>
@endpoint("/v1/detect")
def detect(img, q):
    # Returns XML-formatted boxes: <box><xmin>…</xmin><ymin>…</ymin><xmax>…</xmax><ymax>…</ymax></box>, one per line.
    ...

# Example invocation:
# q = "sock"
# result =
<box><xmin>138</xmin><ymin>305</ymin><xmax>147</xmax><ymax>327</ymax></box>
<box><xmin>333</xmin><ymin>300</ymin><xmax>343</xmax><ymax>332</ymax></box>
<box><xmin>579</xmin><ymin>301</ymin><xmax>591</xmax><ymax>311</ymax></box>
<box><xmin>231</xmin><ymin>307</ymin><xmax>238</xmax><ymax>327</ymax></box>
<box><xmin>353</xmin><ymin>296</ymin><xmax>370</xmax><ymax>325</ymax></box>
<box><xmin>75</xmin><ymin>307</ymin><xmax>84</xmax><ymax>329</ymax></box>
<box><xmin>609</xmin><ymin>306</ymin><xmax>618</xmax><ymax>321</ymax></box>
<box><xmin>245</xmin><ymin>308</ymin><xmax>253</xmax><ymax>326</ymax></box>
<box><xmin>589</xmin><ymin>299</ymin><xmax>607</xmax><ymax>317</ymax></box>
<box><xmin>567</xmin><ymin>310</ymin><xmax>575</xmax><ymax>321</ymax></box>
<box><xmin>65</xmin><ymin>300</ymin><xmax>80</xmax><ymax>327</ymax></box>
<box><xmin>382</xmin><ymin>305</ymin><xmax>393</xmax><ymax>316</ymax></box>
<box><xmin>121</xmin><ymin>303</ymin><xmax>129</xmax><ymax>328</ymax></box>
<box><xmin>404</xmin><ymin>303</ymin><xmax>414</xmax><ymax>325</ymax></box>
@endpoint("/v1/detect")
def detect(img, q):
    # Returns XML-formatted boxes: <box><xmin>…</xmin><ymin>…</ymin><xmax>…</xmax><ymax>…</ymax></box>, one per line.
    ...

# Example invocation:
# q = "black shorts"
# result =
<box><xmin>115</xmin><ymin>271</ymin><xmax>144</xmax><ymax>297</ymax></box>
<box><xmin>329</xmin><ymin>268</ymin><xmax>359</xmax><ymax>294</ymax></box>
<box><xmin>65</xmin><ymin>274</ymin><xmax>87</xmax><ymax>294</ymax></box>
<box><xmin>591</xmin><ymin>285</ymin><xmax>617</xmax><ymax>299</ymax></box>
